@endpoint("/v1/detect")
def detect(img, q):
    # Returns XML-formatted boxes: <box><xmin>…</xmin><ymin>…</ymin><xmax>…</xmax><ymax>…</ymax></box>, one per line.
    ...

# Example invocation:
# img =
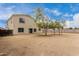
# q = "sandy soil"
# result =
<box><xmin>0</xmin><ymin>33</ymin><xmax>79</xmax><ymax>56</ymax></box>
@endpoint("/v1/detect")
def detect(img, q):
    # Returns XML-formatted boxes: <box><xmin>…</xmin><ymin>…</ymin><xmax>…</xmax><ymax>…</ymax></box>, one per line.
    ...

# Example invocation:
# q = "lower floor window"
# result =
<box><xmin>39</xmin><ymin>28</ymin><xmax>41</xmax><ymax>31</ymax></box>
<box><xmin>18</xmin><ymin>28</ymin><xmax>24</xmax><ymax>32</ymax></box>
<box><xmin>34</xmin><ymin>28</ymin><xmax>36</xmax><ymax>32</ymax></box>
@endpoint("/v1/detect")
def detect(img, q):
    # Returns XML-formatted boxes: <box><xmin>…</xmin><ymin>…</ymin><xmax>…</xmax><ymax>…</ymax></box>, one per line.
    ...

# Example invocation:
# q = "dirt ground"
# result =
<box><xmin>0</xmin><ymin>33</ymin><xmax>79</xmax><ymax>56</ymax></box>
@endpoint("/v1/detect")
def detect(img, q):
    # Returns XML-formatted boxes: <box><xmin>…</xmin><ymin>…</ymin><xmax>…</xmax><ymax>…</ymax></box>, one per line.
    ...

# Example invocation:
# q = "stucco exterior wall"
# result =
<box><xmin>7</xmin><ymin>14</ymin><xmax>38</xmax><ymax>34</ymax></box>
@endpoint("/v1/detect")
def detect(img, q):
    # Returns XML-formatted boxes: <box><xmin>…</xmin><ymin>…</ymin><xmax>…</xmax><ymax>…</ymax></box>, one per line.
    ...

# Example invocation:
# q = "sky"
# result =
<box><xmin>0</xmin><ymin>3</ymin><xmax>79</xmax><ymax>28</ymax></box>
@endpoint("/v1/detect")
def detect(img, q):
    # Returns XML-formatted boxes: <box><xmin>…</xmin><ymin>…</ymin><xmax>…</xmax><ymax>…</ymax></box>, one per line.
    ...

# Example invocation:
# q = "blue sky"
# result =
<box><xmin>0</xmin><ymin>3</ymin><xmax>79</xmax><ymax>28</ymax></box>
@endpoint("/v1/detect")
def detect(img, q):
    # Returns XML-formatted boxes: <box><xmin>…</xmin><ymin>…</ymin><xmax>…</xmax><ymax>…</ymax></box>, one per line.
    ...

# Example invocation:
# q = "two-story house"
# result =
<box><xmin>7</xmin><ymin>14</ymin><xmax>38</xmax><ymax>35</ymax></box>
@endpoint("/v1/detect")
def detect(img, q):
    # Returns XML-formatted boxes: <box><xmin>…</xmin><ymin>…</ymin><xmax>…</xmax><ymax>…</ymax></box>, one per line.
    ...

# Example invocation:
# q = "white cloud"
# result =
<box><xmin>51</xmin><ymin>9</ymin><xmax>61</xmax><ymax>16</ymax></box>
<box><xmin>0</xmin><ymin>5</ymin><xmax>16</xmax><ymax>20</ymax></box>
<box><xmin>45</xmin><ymin>8</ymin><xmax>62</xmax><ymax>16</ymax></box>
<box><xmin>65</xmin><ymin>21</ymin><xmax>70</xmax><ymax>28</ymax></box>
<box><xmin>5</xmin><ymin>6</ymin><xmax>16</xmax><ymax>10</ymax></box>
<box><xmin>73</xmin><ymin>13</ymin><xmax>79</xmax><ymax>27</ymax></box>
<box><xmin>0</xmin><ymin>13</ymin><xmax>14</xmax><ymax>20</ymax></box>
<box><xmin>73</xmin><ymin>13</ymin><xmax>79</xmax><ymax>23</ymax></box>
<box><xmin>65</xmin><ymin>13</ymin><xmax>79</xmax><ymax>28</ymax></box>
<box><xmin>63</xmin><ymin>13</ymin><xmax>73</xmax><ymax>17</ymax></box>
<box><xmin>45</xmin><ymin>8</ymin><xmax>77</xmax><ymax>28</ymax></box>
<box><xmin>0</xmin><ymin>4</ymin><xmax>35</xmax><ymax>20</ymax></box>
<box><xmin>65</xmin><ymin>20</ymin><xmax>75</xmax><ymax>28</ymax></box>
<box><xmin>45</xmin><ymin>8</ymin><xmax>50</xmax><ymax>12</ymax></box>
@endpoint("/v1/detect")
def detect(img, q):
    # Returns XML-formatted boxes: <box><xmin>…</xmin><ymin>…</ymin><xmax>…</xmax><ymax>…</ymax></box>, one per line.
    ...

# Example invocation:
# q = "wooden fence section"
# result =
<box><xmin>0</xmin><ymin>29</ymin><xmax>13</xmax><ymax>36</ymax></box>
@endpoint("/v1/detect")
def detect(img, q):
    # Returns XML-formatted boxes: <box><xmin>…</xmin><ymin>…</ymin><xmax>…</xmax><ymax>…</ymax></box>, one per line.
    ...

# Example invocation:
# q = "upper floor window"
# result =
<box><xmin>19</xmin><ymin>18</ymin><xmax>25</xmax><ymax>23</ymax></box>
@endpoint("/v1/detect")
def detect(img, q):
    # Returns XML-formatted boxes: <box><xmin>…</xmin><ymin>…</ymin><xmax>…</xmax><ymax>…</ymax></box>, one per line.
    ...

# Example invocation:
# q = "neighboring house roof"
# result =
<box><xmin>0</xmin><ymin>27</ymin><xmax>6</xmax><ymax>30</ymax></box>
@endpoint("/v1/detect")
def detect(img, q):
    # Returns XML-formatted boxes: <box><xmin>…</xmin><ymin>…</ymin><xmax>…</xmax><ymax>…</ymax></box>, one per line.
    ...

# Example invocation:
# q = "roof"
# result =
<box><xmin>12</xmin><ymin>14</ymin><xmax>32</xmax><ymax>17</ymax></box>
<box><xmin>7</xmin><ymin>14</ymin><xmax>34</xmax><ymax>22</ymax></box>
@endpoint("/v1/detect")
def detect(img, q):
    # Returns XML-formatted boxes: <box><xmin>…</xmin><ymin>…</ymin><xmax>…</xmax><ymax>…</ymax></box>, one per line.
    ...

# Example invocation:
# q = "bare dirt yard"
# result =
<box><xmin>0</xmin><ymin>33</ymin><xmax>79</xmax><ymax>56</ymax></box>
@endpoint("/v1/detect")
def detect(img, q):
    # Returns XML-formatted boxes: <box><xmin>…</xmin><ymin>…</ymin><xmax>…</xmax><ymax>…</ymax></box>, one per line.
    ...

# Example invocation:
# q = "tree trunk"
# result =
<box><xmin>59</xmin><ymin>28</ymin><xmax>61</xmax><ymax>35</ymax></box>
<box><xmin>61</xmin><ymin>28</ymin><xmax>63</xmax><ymax>35</ymax></box>
<box><xmin>53</xmin><ymin>29</ymin><xmax>55</xmax><ymax>35</ymax></box>
<box><xmin>44</xmin><ymin>28</ymin><xmax>47</xmax><ymax>36</ymax></box>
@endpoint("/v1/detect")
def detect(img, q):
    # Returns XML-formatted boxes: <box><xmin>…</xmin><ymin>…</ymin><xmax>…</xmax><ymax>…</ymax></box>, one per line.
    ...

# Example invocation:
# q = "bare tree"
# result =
<box><xmin>35</xmin><ymin>8</ymin><xmax>49</xmax><ymax>36</ymax></box>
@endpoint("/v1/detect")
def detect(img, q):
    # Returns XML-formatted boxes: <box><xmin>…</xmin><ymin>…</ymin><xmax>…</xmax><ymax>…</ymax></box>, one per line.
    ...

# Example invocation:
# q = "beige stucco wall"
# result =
<box><xmin>7</xmin><ymin>18</ymin><xmax>14</xmax><ymax>30</ymax></box>
<box><xmin>7</xmin><ymin>14</ymin><xmax>38</xmax><ymax>34</ymax></box>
